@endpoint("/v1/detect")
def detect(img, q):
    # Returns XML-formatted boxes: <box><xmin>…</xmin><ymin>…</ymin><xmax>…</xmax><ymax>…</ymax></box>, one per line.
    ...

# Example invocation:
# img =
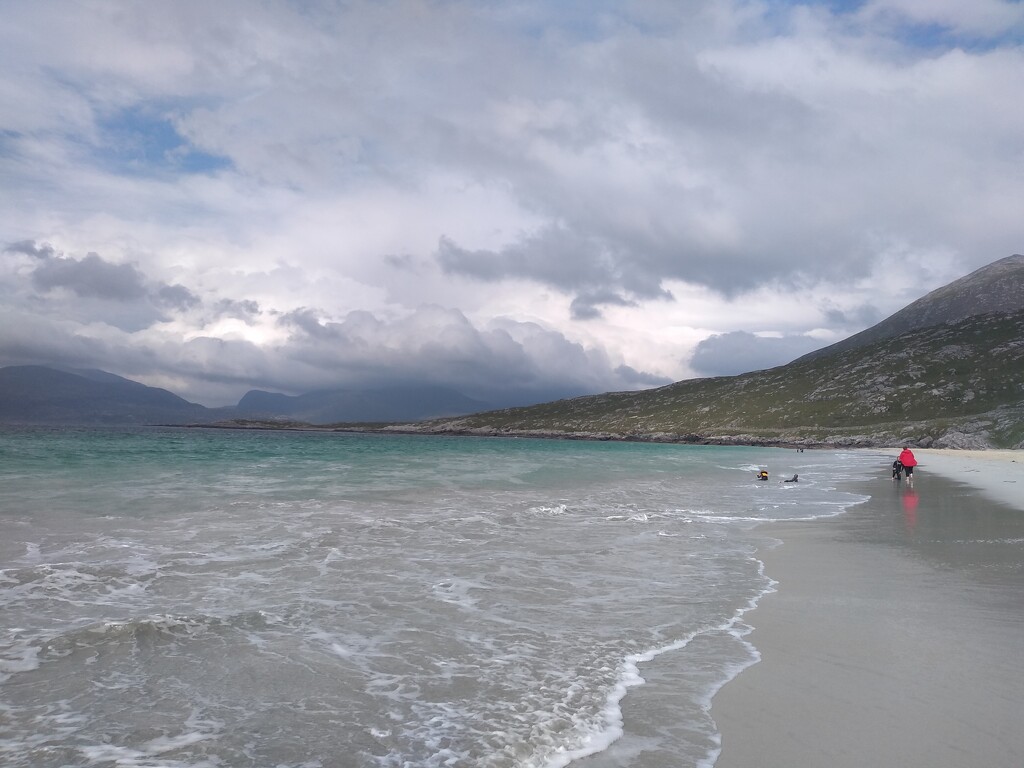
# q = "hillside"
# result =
<box><xmin>235</xmin><ymin>385</ymin><xmax>490</xmax><ymax>424</ymax></box>
<box><xmin>0</xmin><ymin>366</ymin><xmax>212</xmax><ymax>425</ymax></box>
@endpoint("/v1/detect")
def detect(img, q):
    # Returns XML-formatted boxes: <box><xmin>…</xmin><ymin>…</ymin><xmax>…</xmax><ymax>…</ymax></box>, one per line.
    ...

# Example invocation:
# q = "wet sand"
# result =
<box><xmin>712</xmin><ymin>451</ymin><xmax>1024</xmax><ymax>767</ymax></box>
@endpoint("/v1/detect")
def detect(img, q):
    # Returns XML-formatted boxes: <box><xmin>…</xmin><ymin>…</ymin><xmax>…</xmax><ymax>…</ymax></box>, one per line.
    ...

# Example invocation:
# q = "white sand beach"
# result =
<box><xmin>712</xmin><ymin>449</ymin><xmax>1024</xmax><ymax>768</ymax></box>
<box><xmin>914</xmin><ymin>448</ymin><xmax>1024</xmax><ymax>512</ymax></box>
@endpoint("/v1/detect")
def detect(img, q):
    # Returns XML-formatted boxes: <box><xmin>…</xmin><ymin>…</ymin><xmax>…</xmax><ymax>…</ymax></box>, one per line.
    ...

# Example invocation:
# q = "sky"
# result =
<box><xmin>2</xmin><ymin>0</ymin><xmax>1022</xmax><ymax>408</ymax></box>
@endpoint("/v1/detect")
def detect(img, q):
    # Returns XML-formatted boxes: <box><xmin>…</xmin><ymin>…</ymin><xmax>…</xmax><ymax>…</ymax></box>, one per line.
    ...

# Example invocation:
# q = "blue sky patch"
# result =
<box><xmin>769</xmin><ymin>0</ymin><xmax>1023</xmax><ymax>52</ymax></box>
<box><xmin>894</xmin><ymin>19</ymin><xmax>1024</xmax><ymax>53</ymax></box>
<box><xmin>94</xmin><ymin>105</ymin><xmax>231</xmax><ymax>176</ymax></box>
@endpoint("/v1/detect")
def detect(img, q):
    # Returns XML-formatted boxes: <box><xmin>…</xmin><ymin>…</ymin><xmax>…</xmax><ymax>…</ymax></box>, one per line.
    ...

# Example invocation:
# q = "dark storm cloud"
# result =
<box><xmin>154</xmin><ymin>283</ymin><xmax>201</xmax><ymax>311</ymax></box>
<box><xmin>213</xmin><ymin>298</ymin><xmax>261</xmax><ymax>322</ymax></box>
<box><xmin>261</xmin><ymin>305</ymin><xmax>670</xmax><ymax>408</ymax></box>
<box><xmin>570</xmin><ymin>291</ymin><xmax>637</xmax><ymax>321</ymax></box>
<box><xmin>5</xmin><ymin>240</ymin><xmax>58</xmax><ymax>260</ymax></box>
<box><xmin>437</xmin><ymin>230</ymin><xmax>604</xmax><ymax>293</ymax></box>
<box><xmin>438</xmin><ymin>225</ymin><xmax>673</xmax><ymax>319</ymax></box>
<box><xmin>31</xmin><ymin>252</ymin><xmax>148</xmax><ymax>301</ymax></box>
<box><xmin>278</xmin><ymin>308</ymin><xmax>343</xmax><ymax>340</ymax></box>
<box><xmin>4</xmin><ymin>243</ymin><xmax>213</xmax><ymax>332</ymax></box>
<box><xmin>0</xmin><ymin>311</ymin><xmax>113</xmax><ymax>369</ymax></box>
<box><xmin>690</xmin><ymin>331</ymin><xmax>823</xmax><ymax>378</ymax></box>
<box><xmin>614</xmin><ymin>364</ymin><xmax>670</xmax><ymax>388</ymax></box>
<box><xmin>823</xmin><ymin>303</ymin><xmax>884</xmax><ymax>330</ymax></box>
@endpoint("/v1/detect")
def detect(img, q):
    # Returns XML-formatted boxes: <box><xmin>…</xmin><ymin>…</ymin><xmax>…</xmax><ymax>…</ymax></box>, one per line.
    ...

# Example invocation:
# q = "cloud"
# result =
<box><xmin>154</xmin><ymin>283</ymin><xmax>201</xmax><ymax>311</ymax></box>
<box><xmin>614</xmin><ymin>363</ymin><xmax>670</xmax><ymax>388</ymax></box>
<box><xmin>570</xmin><ymin>291</ymin><xmax>638</xmax><ymax>321</ymax></box>
<box><xmin>2</xmin><ymin>242</ymin><xmax>211</xmax><ymax>332</ymax></box>
<box><xmin>278</xmin><ymin>307</ymin><xmax>342</xmax><ymax>341</ymax></box>
<box><xmin>213</xmin><ymin>298</ymin><xmax>261</xmax><ymax>323</ymax></box>
<box><xmin>690</xmin><ymin>331</ymin><xmax>824</xmax><ymax>377</ymax></box>
<box><xmin>268</xmin><ymin>304</ymin><xmax>666</xmax><ymax>406</ymax></box>
<box><xmin>5</xmin><ymin>240</ymin><xmax>58</xmax><ymax>260</ymax></box>
<box><xmin>438</xmin><ymin>225</ymin><xmax>670</xmax><ymax>318</ymax></box>
<box><xmin>823</xmin><ymin>302</ymin><xmax>884</xmax><ymax>330</ymax></box>
<box><xmin>31</xmin><ymin>252</ymin><xmax>148</xmax><ymax>301</ymax></box>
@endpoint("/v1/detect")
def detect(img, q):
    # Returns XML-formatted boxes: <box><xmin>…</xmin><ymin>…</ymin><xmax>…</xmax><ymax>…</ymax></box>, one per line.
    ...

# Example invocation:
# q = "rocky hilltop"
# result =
<box><xmin>389</xmin><ymin>255</ymin><xmax>1024</xmax><ymax>449</ymax></box>
<box><xmin>796</xmin><ymin>253</ymin><xmax>1024</xmax><ymax>363</ymax></box>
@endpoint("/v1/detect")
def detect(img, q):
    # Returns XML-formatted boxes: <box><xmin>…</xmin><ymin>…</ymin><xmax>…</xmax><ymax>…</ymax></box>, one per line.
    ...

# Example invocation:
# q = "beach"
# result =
<box><xmin>711</xmin><ymin>449</ymin><xmax>1024</xmax><ymax>767</ymax></box>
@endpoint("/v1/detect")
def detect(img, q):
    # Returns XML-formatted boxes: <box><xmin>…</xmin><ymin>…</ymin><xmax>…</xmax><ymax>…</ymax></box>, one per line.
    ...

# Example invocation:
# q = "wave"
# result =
<box><xmin>64</xmin><ymin>610</ymin><xmax>273</xmax><ymax>646</ymax></box>
<box><xmin>0</xmin><ymin>559</ymin><xmax>159</xmax><ymax>605</ymax></box>
<box><xmin>526</xmin><ymin>503</ymin><xmax>569</xmax><ymax>516</ymax></box>
<box><xmin>530</xmin><ymin>557</ymin><xmax>778</xmax><ymax>768</ymax></box>
<box><xmin>1</xmin><ymin>611</ymin><xmax>278</xmax><ymax>683</ymax></box>
<box><xmin>0</xmin><ymin>638</ymin><xmax>41</xmax><ymax>682</ymax></box>
<box><xmin>77</xmin><ymin>709</ymin><xmax>222</xmax><ymax>768</ymax></box>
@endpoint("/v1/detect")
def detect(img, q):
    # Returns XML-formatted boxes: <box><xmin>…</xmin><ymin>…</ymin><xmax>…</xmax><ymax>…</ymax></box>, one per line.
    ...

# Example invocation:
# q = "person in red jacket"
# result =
<box><xmin>898</xmin><ymin>446</ymin><xmax>918</xmax><ymax>484</ymax></box>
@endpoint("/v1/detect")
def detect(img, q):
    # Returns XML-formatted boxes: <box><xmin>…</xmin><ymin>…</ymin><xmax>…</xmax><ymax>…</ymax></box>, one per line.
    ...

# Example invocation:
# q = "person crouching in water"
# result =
<box><xmin>892</xmin><ymin>458</ymin><xmax>903</xmax><ymax>481</ymax></box>
<box><xmin>757</xmin><ymin>470</ymin><xmax>769</xmax><ymax>481</ymax></box>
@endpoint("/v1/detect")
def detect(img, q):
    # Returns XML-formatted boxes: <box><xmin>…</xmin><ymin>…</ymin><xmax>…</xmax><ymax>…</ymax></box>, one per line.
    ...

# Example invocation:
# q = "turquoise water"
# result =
<box><xmin>0</xmin><ymin>427</ymin><xmax>877</xmax><ymax>767</ymax></box>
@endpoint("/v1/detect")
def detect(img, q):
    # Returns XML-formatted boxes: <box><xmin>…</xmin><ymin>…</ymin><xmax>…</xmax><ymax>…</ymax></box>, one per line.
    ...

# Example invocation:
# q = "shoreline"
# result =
<box><xmin>913</xmin><ymin>448</ymin><xmax>1024</xmax><ymax>511</ymax></box>
<box><xmin>172</xmin><ymin>420</ymin><xmax>1022</xmax><ymax>451</ymax></box>
<box><xmin>711</xmin><ymin>449</ymin><xmax>1024</xmax><ymax>767</ymax></box>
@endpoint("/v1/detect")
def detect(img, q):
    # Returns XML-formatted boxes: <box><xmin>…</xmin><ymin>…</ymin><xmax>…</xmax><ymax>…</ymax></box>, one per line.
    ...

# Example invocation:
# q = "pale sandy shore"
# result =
<box><xmin>913</xmin><ymin>448</ymin><xmax>1024</xmax><ymax>512</ymax></box>
<box><xmin>712</xmin><ymin>449</ymin><xmax>1024</xmax><ymax>768</ymax></box>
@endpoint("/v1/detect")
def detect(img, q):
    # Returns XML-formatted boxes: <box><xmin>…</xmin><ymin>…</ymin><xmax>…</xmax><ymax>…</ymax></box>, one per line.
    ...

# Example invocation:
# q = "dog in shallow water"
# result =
<box><xmin>783</xmin><ymin>474</ymin><xmax>798</xmax><ymax>483</ymax></box>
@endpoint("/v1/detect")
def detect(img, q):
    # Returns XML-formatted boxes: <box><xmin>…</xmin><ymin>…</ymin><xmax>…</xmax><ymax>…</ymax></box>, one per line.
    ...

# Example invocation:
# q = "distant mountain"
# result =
<box><xmin>0</xmin><ymin>366</ymin><xmax>491</xmax><ymax>426</ymax></box>
<box><xmin>0</xmin><ymin>366</ymin><xmax>213</xmax><ymax>425</ymax></box>
<box><xmin>393</xmin><ymin>255</ymin><xmax>1024</xmax><ymax>449</ymax></box>
<box><xmin>235</xmin><ymin>385</ymin><xmax>490</xmax><ymax>424</ymax></box>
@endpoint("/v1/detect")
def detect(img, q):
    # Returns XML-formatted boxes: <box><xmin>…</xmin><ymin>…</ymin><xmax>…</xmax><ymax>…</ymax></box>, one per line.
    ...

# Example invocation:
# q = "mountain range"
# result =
<box><xmin>0</xmin><ymin>366</ymin><xmax>214</xmax><ymax>425</ymax></box>
<box><xmin>0</xmin><ymin>367</ymin><xmax>490</xmax><ymax>426</ymax></box>
<box><xmin>1</xmin><ymin>254</ymin><xmax>1022</xmax><ymax>447</ymax></box>
<box><xmin>234</xmin><ymin>386</ymin><xmax>488</xmax><ymax>424</ymax></box>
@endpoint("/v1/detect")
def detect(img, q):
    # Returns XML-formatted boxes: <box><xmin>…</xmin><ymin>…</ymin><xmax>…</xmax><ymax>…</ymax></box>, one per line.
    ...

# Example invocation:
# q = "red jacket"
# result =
<box><xmin>899</xmin><ymin>449</ymin><xmax>917</xmax><ymax>467</ymax></box>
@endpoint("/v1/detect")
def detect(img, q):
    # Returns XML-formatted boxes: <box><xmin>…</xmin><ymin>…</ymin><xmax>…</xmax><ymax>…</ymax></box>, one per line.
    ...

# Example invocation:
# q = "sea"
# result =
<box><xmin>0</xmin><ymin>426</ymin><xmax>881</xmax><ymax>768</ymax></box>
